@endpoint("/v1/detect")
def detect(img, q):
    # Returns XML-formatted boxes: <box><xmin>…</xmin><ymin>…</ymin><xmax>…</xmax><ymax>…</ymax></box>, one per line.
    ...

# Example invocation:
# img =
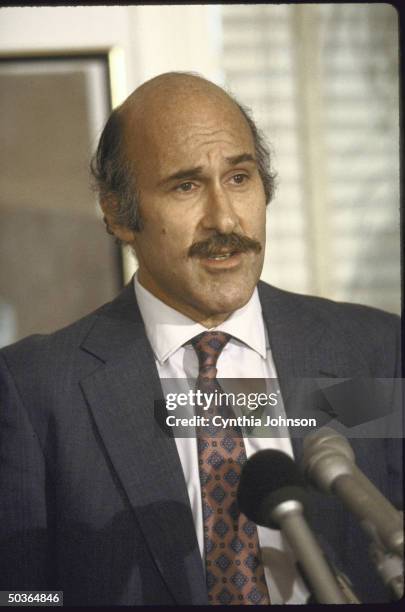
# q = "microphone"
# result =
<box><xmin>301</xmin><ymin>427</ymin><xmax>403</xmax><ymax>558</ymax></box>
<box><xmin>302</xmin><ymin>427</ymin><xmax>403</xmax><ymax>600</ymax></box>
<box><xmin>237</xmin><ymin>449</ymin><xmax>351</xmax><ymax>604</ymax></box>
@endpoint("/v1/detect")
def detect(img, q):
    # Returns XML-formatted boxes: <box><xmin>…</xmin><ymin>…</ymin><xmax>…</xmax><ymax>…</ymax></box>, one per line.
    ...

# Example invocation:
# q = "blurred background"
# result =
<box><xmin>0</xmin><ymin>4</ymin><xmax>400</xmax><ymax>345</ymax></box>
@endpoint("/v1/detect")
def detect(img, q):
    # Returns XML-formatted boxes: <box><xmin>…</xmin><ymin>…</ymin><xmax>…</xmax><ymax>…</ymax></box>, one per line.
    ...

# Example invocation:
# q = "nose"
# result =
<box><xmin>201</xmin><ymin>184</ymin><xmax>239</xmax><ymax>234</ymax></box>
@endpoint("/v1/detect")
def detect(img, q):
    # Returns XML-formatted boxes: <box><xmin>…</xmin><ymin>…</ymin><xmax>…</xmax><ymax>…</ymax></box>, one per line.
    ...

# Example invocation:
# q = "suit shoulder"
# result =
<box><xmin>0</xmin><ymin>298</ymin><xmax>112</xmax><ymax>373</ymax></box>
<box><xmin>259</xmin><ymin>281</ymin><xmax>399</xmax><ymax>331</ymax></box>
<box><xmin>258</xmin><ymin>282</ymin><xmax>400</xmax><ymax>375</ymax></box>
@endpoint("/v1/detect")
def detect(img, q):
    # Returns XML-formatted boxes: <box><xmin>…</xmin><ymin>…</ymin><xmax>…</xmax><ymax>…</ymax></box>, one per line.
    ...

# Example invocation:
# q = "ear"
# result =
<box><xmin>100</xmin><ymin>199</ymin><xmax>136</xmax><ymax>244</ymax></box>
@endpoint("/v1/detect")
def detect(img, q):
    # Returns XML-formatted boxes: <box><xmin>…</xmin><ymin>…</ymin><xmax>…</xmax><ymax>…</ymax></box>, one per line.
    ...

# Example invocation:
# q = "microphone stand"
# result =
<box><xmin>270</xmin><ymin>500</ymin><xmax>353</xmax><ymax>604</ymax></box>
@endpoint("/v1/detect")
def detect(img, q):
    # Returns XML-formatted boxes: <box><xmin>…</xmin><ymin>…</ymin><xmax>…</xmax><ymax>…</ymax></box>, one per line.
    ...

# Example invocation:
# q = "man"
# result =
<box><xmin>0</xmin><ymin>72</ymin><xmax>401</xmax><ymax>605</ymax></box>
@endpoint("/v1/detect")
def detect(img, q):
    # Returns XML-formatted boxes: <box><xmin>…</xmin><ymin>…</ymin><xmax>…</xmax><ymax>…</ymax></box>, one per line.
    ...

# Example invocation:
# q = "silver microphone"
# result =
<box><xmin>302</xmin><ymin>427</ymin><xmax>403</xmax><ymax>599</ymax></box>
<box><xmin>301</xmin><ymin>427</ymin><xmax>403</xmax><ymax>558</ymax></box>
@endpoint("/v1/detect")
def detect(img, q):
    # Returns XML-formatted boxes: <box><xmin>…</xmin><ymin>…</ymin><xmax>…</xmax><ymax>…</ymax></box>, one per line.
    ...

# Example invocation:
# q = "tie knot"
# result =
<box><xmin>191</xmin><ymin>331</ymin><xmax>231</xmax><ymax>379</ymax></box>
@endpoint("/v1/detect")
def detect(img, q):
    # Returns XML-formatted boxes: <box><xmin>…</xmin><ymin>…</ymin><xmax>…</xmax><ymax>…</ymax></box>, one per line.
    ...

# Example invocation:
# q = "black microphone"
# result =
<box><xmin>237</xmin><ymin>449</ymin><xmax>351</xmax><ymax>604</ymax></box>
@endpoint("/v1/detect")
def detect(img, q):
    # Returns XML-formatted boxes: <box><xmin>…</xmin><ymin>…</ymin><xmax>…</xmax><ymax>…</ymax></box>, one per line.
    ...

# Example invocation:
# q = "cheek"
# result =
<box><xmin>241</xmin><ymin>202</ymin><xmax>266</xmax><ymax>236</ymax></box>
<box><xmin>252</xmin><ymin>195</ymin><xmax>267</xmax><ymax>232</ymax></box>
<box><xmin>154</xmin><ymin>224</ymin><xmax>190</xmax><ymax>260</ymax></box>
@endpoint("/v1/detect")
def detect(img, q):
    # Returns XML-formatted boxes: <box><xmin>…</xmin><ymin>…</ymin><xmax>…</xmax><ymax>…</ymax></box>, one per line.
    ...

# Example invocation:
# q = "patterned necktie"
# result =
<box><xmin>191</xmin><ymin>331</ymin><xmax>270</xmax><ymax>605</ymax></box>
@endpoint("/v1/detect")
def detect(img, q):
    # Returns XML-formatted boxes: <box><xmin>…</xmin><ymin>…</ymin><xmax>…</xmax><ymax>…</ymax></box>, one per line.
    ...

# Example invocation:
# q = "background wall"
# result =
<box><xmin>0</xmin><ymin>4</ymin><xmax>400</xmax><ymax>344</ymax></box>
<box><xmin>219</xmin><ymin>4</ymin><xmax>400</xmax><ymax>312</ymax></box>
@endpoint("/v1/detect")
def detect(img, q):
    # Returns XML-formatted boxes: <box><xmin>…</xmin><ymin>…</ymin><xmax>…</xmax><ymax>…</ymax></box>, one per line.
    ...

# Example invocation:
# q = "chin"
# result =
<box><xmin>200</xmin><ymin>286</ymin><xmax>255</xmax><ymax>316</ymax></box>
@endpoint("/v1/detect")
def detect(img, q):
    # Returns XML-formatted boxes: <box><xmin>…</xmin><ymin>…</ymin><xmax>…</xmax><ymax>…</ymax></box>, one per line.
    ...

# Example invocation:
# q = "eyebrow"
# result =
<box><xmin>158</xmin><ymin>152</ymin><xmax>257</xmax><ymax>186</ymax></box>
<box><xmin>225</xmin><ymin>153</ymin><xmax>257</xmax><ymax>166</ymax></box>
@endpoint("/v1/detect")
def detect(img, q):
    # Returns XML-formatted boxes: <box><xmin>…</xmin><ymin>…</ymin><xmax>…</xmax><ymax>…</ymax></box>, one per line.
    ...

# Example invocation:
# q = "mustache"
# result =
<box><xmin>188</xmin><ymin>232</ymin><xmax>262</xmax><ymax>258</ymax></box>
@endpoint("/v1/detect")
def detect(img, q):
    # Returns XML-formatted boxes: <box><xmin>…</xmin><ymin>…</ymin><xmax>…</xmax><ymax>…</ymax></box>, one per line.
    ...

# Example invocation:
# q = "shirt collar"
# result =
<box><xmin>134</xmin><ymin>274</ymin><xmax>267</xmax><ymax>365</ymax></box>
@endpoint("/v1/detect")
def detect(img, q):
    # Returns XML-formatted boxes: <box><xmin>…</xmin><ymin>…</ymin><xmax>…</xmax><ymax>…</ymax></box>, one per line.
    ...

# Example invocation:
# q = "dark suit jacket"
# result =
<box><xmin>0</xmin><ymin>281</ymin><xmax>402</xmax><ymax>605</ymax></box>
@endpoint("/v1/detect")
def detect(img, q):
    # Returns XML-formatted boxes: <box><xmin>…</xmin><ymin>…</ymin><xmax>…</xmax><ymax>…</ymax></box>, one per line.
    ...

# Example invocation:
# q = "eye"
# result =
<box><xmin>231</xmin><ymin>173</ymin><xmax>249</xmax><ymax>185</ymax></box>
<box><xmin>175</xmin><ymin>181</ymin><xmax>195</xmax><ymax>193</ymax></box>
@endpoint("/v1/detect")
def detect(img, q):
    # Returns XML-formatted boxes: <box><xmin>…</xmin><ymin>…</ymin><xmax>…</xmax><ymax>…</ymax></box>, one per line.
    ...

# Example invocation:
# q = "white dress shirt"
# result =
<box><xmin>134</xmin><ymin>275</ymin><xmax>309</xmax><ymax>604</ymax></box>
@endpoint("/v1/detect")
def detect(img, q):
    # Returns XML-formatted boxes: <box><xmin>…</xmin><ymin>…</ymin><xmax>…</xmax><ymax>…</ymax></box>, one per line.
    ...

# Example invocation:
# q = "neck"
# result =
<box><xmin>137</xmin><ymin>273</ymin><xmax>232</xmax><ymax>328</ymax></box>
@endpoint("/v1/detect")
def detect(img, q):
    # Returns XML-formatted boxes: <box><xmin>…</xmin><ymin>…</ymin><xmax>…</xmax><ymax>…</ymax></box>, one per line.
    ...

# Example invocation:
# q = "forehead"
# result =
<box><xmin>123</xmin><ymin>92</ymin><xmax>255</xmax><ymax>180</ymax></box>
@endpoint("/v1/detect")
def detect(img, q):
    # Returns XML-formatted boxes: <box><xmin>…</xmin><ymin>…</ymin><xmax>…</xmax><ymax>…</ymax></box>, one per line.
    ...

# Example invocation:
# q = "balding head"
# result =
<box><xmin>120</xmin><ymin>71</ymin><xmax>231</xmax><ymax>120</ymax></box>
<box><xmin>91</xmin><ymin>71</ymin><xmax>275</xmax><ymax>237</ymax></box>
<box><xmin>91</xmin><ymin>71</ymin><xmax>275</xmax><ymax>326</ymax></box>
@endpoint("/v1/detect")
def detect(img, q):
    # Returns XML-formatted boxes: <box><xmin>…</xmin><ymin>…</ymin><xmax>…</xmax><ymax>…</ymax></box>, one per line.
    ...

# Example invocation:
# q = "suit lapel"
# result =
<box><xmin>79</xmin><ymin>284</ymin><xmax>207</xmax><ymax>605</ymax></box>
<box><xmin>258</xmin><ymin>281</ymin><xmax>366</xmax><ymax>380</ymax></box>
<box><xmin>257</xmin><ymin>281</ymin><xmax>365</xmax><ymax>460</ymax></box>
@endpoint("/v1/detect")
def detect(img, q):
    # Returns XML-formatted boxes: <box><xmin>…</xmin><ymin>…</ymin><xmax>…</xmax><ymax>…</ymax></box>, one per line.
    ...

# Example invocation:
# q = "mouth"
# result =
<box><xmin>206</xmin><ymin>251</ymin><xmax>236</xmax><ymax>261</ymax></box>
<box><xmin>198</xmin><ymin>250</ymin><xmax>244</xmax><ymax>270</ymax></box>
